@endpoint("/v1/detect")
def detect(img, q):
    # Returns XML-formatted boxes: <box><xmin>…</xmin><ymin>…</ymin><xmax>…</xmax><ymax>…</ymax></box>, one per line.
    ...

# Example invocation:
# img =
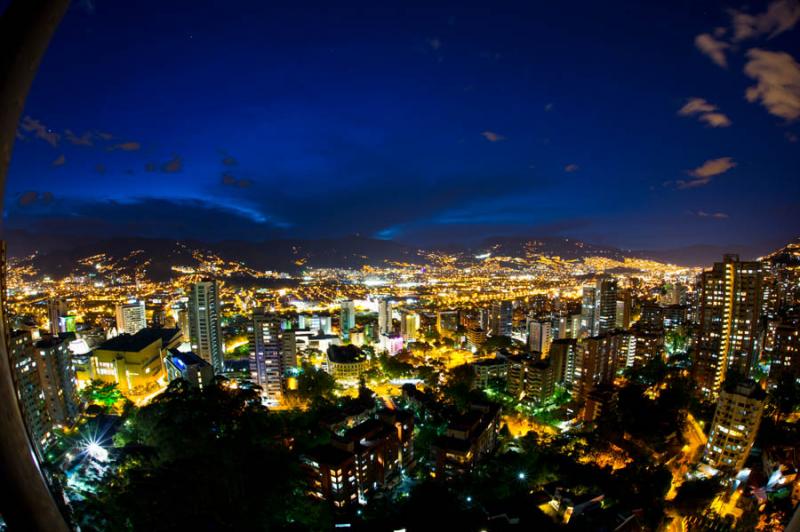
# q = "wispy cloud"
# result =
<box><xmin>65</xmin><ymin>129</ymin><xmax>94</xmax><ymax>146</ymax></box>
<box><xmin>221</xmin><ymin>172</ymin><xmax>252</xmax><ymax>188</ymax></box>
<box><xmin>427</xmin><ymin>37</ymin><xmax>441</xmax><ymax>51</ymax></box>
<box><xmin>678</xmin><ymin>97</ymin><xmax>732</xmax><ymax>127</ymax></box>
<box><xmin>161</xmin><ymin>155</ymin><xmax>183</xmax><ymax>173</ymax></box>
<box><xmin>695</xmin><ymin>210</ymin><xmax>730</xmax><ymax>219</ymax></box>
<box><xmin>19</xmin><ymin>116</ymin><xmax>60</xmax><ymax>147</ymax></box>
<box><xmin>564</xmin><ymin>163</ymin><xmax>579</xmax><ymax>173</ymax></box>
<box><xmin>677</xmin><ymin>157</ymin><xmax>736</xmax><ymax>189</ymax></box>
<box><xmin>481</xmin><ymin>130</ymin><xmax>506</xmax><ymax>142</ymax></box>
<box><xmin>730</xmin><ymin>0</ymin><xmax>800</xmax><ymax>41</ymax></box>
<box><xmin>743</xmin><ymin>48</ymin><xmax>800</xmax><ymax>121</ymax></box>
<box><xmin>695</xmin><ymin>33</ymin><xmax>729</xmax><ymax>68</ymax></box>
<box><xmin>109</xmin><ymin>141</ymin><xmax>141</xmax><ymax>151</ymax></box>
<box><xmin>52</xmin><ymin>154</ymin><xmax>65</xmax><ymax>167</ymax></box>
<box><xmin>221</xmin><ymin>153</ymin><xmax>238</xmax><ymax>166</ymax></box>
<box><xmin>18</xmin><ymin>191</ymin><xmax>54</xmax><ymax>207</ymax></box>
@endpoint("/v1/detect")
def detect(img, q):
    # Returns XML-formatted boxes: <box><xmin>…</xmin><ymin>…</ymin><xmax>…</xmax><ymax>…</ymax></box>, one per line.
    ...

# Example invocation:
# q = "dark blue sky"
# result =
<box><xmin>4</xmin><ymin>0</ymin><xmax>800</xmax><ymax>250</ymax></box>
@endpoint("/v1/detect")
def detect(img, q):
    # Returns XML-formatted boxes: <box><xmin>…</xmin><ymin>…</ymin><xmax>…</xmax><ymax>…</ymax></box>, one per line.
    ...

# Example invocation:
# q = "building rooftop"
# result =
<box><xmin>723</xmin><ymin>379</ymin><xmax>767</xmax><ymax>401</ymax></box>
<box><xmin>34</xmin><ymin>336</ymin><xmax>65</xmax><ymax>349</ymax></box>
<box><xmin>306</xmin><ymin>444</ymin><xmax>355</xmax><ymax>467</ymax></box>
<box><xmin>97</xmin><ymin>327</ymin><xmax>180</xmax><ymax>353</ymax></box>
<box><xmin>167</xmin><ymin>349</ymin><xmax>209</xmax><ymax>368</ymax></box>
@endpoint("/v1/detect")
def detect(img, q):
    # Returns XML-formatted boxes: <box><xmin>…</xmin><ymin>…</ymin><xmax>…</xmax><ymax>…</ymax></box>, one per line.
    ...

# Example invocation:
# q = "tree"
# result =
<box><xmin>80</xmin><ymin>380</ymin><xmax>124</xmax><ymax>410</ymax></box>
<box><xmin>771</xmin><ymin>372</ymin><xmax>800</xmax><ymax>422</ymax></box>
<box><xmin>293</xmin><ymin>363</ymin><xmax>335</xmax><ymax>404</ymax></box>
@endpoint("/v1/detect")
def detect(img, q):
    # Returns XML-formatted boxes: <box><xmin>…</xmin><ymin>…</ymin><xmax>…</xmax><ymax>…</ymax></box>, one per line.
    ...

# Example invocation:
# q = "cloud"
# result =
<box><xmin>730</xmin><ymin>0</ymin><xmax>800</xmax><ymax>41</ymax></box>
<box><xmin>481</xmin><ymin>130</ymin><xmax>506</xmax><ymax>142</ymax></box>
<box><xmin>95</xmin><ymin>164</ymin><xmax>107</xmax><ymax>175</ymax></box>
<box><xmin>109</xmin><ymin>141</ymin><xmax>141</xmax><ymax>151</ymax></box>
<box><xmin>221</xmin><ymin>153</ymin><xmax>238</xmax><ymax>166</ymax></box>
<box><xmin>564</xmin><ymin>164</ymin><xmax>579</xmax><ymax>173</ymax></box>
<box><xmin>427</xmin><ymin>37</ymin><xmax>441</xmax><ymax>51</ymax></box>
<box><xmin>160</xmin><ymin>155</ymin><xmax>183</xmax><ymax>173</ymax></box>
<box><xmin>544</xmin><ymin>103</ymin><xmax>554</xmax><ymax>112</ymax></box>
<box><xmin>19</xmin><ymin>116</ymin><xmax>60</xmax><ymax>147</ymax></box>
<box><xmin>786</xmin><ymin>131</ymin><xmax>799</xmax><ymax>143</ymax></box>
<box><xmin>678</xmin><ymin>157</ymin><xmax>736</xmax><ymax>188</ymax></box>
<box><xmin>743</xmin><ymin>48</ymin><xmax>800</xmax><ymax>121</ymax></box>
<box><xmin>695</xmin><ymin>210</ymin><xmax>730</xmax><ymax>219</ymax></box>
<box><xmin>52</xmin><ymin>154</ymin><xmax>65</xmax><ymax>167</ymax></box>
<box><xmin>699</xmin><ymin>113</ymin><xmax>732</xmax><ymax>127</ymax></box>
<box><xmin>678</xmin><ymin>97</ymin><xmax>732</xmax><ymax>127</ymax></box>
<box><xmin>221</xmin><ymin>173</ymin><xmax>253</xmax><ymax>188</ymax></box>
<box><xmin>18</xmin><ymin>191</ymin><xmax>54</xmax><ymax>207</ymax></box>
<box><xmin>695</xmin><ymin>33</ymin><xmax>730</xmax><ymax>68</ymax></box>
<box><xmin>65</xmin><ymin>129</ymin><xmax>94</xmax><ymax>146</ymax></box>
<box><xmin>144</xmin><ymin>162</ymin><xmax>157</xmax><ymax>172</ymax></box>
<box><xmin>97</xmin><ymin>131</ymin><xmax>114</xmax><ymax>141</ymax></box>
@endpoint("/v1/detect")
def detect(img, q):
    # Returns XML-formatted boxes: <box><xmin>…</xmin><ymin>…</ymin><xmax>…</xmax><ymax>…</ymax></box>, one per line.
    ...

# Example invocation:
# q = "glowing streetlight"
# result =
<box><xmin>84</xmin><ymin>439</ymin><xmax>109</xmax><ymax>462</ymax></box>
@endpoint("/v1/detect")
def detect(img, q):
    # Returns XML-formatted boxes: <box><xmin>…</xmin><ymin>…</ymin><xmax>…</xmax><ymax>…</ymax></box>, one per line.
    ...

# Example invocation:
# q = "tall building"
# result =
<box><xmin>400</xmin><ymin>311</ymin><xmax>420</xmax><ymax>342</ymax></box>
<box><xmin>693</xmin><ymin>255</ymin><xmax>765</xmax><ymax>398</ymax></box>
<box><xmin>527</xmin><ymin>318</ymin><xmax>551</xmax><ymax>354</ymax></box>
<box><xmin>594</xmin><ymin>278</ymin><xmax>618</xmax><ymax>335</ymax></box>
<box><xmin>703</xmin><ymin>380</ymin><xmax>766</xmax><ymax>472</ymax></box>
<box><xmin>249</xmin><ymin>309</ymin><xmax>283</xmax><ymax>403</ymax></box>
<box><xmin>436</xmin><ymin>310</ymin><xmax>459</xmax><ymax>336</ymax></box>
<box><xmin>615</xmin><ymin>288</ymin><xmax>632</xmax><ymax>330</ymax></box>
<box><xmin>580</xmin><ymin>286</ymin><xmax>597</xmax><ymax>337</ymax></box>
<box><xmin>340</xmin><ymin>300</ymin><xmax>356</xmax><ymax>340</ymax></box>
<box><xmin>549</xmin><ymin>338</ymin><xmax>577</xmax><ymax>385</ymax></box>
<box><xmin>34</xmin><ymin>336</ymin><xmax>79</xmax><ymax>427</ymax></box>
<box><xmin>115</xmin><ymin>300</ymin><xmax>146</xmax><ymax>335</ymax></box>
<box><xmin>489</xmin><ymin>300</ymin><xmax>513</xmax><ymax>337</ymax></box>
<box><xmin>378</xmin><ymin>299</ymin><xmax>393</xmax><ymax>335</ymax></box>
<box><xmin>9</xmin><ymin>331</ymin><xmax>51</xmax><ymax>456</ymax></box>
<box><xmin>188</xmin><ymin>280</ymin><xmax>224</xmax><ymax>373</ymax></box>
<box><xmin>46</xmin><ymin>298</ymin><xmax>68</xmax><ymax>336</ymax></box>
<box><xmin>572</xmin><ymin>333</ymin><xmax>624</xmax><ymax>403</ymax></box>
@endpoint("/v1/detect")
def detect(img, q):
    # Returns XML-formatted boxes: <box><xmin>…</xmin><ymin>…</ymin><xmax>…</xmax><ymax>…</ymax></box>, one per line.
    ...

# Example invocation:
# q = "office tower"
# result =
<box><xmin>527</xmin><ymin>318</ymin><xmax>551</xmax><ymax>355</ymax></box>
<box><xmin>580</xmin><ymin>286</ymin><xmax>597</xmax><ymax>337</ymax></box>
<box><xmin>46</xmin><ymin>298</ymin><xmax>68</xmax><ymax>336</ymax></box>
<box><xmin>572</xmin><ymin>333</ymin><xmax>624</xmax><ymax>403</ymax></box>
<box><xmin>340</xmin><ymin>300</ymin><xmax>356</xmax><ymax>340</ymax></box>
<box><xmin>615</xmin><ymin>288</ymin><xmax>632</xmax><ymax>329</ymax></box>
<box><xmin>249</xmin><ymin>309</ymin><xmax>283</xmax><ymax>403</ymax></box>
<box><xmin>594</xmin><ymin>277</ymin><xmax>618</xmax><ymax>335</ymax></box>
<box><xmin>378</xmin><ymin>299</ymin><xmax>393</xmax><ymax>335</ymax></box>
<box><xmin>9</xmin><ymin>331</ymin><xmax>51</xmax><ymax>456</ymax></box>
<box><xmin>115</xmin><ymin>300</ymin><xmax>146</xmax><ymax>335</ymax></box>
<box><xmin>400</xmin><ymin>311</ymin><xmax>420</xmax><ymax>342</ymax></box>
<box><xmin>703</xmin><ymin>380</ymin><xmax>765</xmax><ymax>472</ymax></box>
<box><xmin>693</xmin><ymin>255</ymin><xmax>765</xmax><ymax>398</ymax></box>
<box><xmin>549</xmin><ymin>338</ymin><xmax>577</xmax><ymax>385</ymax></box>
<box><xmin>188</xmin><ymin>280</ymin><xmax>224</xmax><ymax>373</ymax></box>
<box><xmin>490</xmin><ymin>300</ymin><xmax>513</xmax><ymax>337</ymax></box>
<box><xmin>34</xmin><ymin>336</ymin><xmax>79</xmax><ymax>427</ymax></box>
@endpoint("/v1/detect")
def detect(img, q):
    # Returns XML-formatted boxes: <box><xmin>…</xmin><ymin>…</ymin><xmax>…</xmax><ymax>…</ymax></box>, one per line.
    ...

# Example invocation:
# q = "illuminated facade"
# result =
<box><xmin>249</xmin><ymin>308</ymin><xmax>283</xmax><ymax>403</ymax></box>
<box><xmin>188</xmin><ymin>280</ymin><xmax>224</xmax><ymax>373</ymax></box>
<box><xmin>693</xmin><ymin>255</ymin><xmax>765</xmax><ymax>398</ymax></box>
<box><xmin>115</xmin><ymin>300</ymin><xmax>146</xmax><ymax>335</ymax></box>
<box><xmin>703</xmin><ymin>379</ymin><xmax>765</xmax><ymax>472</ymax></box>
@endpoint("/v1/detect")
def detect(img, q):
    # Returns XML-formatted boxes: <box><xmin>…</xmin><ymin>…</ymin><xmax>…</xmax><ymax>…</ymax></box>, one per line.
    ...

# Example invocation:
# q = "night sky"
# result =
<box><xmin>4</xmin><ymin>0</ymin><xmax>800</xmax><ymax>251</ymax></box>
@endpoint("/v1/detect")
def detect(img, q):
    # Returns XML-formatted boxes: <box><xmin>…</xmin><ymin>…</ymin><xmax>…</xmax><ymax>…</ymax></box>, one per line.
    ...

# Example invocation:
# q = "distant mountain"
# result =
<box><xmin>7</xmin><ymin>231</ymin><xmax>796</xmax><ymax>279</ymax></box>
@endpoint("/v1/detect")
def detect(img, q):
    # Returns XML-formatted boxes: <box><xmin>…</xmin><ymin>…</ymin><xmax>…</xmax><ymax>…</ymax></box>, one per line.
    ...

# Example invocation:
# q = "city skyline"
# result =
<box><xmin>4</xmin><ymin>0</ymin><xmax>800</xmax><ymax>250</ymax></box>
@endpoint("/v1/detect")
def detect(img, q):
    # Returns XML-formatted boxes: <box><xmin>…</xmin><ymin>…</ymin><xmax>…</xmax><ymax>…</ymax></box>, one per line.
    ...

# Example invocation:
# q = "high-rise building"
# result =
<box><xmin>400</xmin><ymin>311</ymin><xmax>420</xmax><ymax>342</ymax></box>
<box><xmin>115</xmin><ymin>300</ymin><xmax>146</xmax><ymax>335</ymax></box>
<box><xmin>340</xmin><ymin>300</ymin><xmax>356</xmax><ymax>340</ymax></box>
<box><xmin>527</xmin><ymin>318</ymin><xmax>551</xmax><ymax>354</ymax></box>
<box><xmin>34</xmin><ymin>336</ymin><xmax>79</xmax><ymax>427</ymax></box>
<box><xmin>436</xmin><ymin>310</ymin><xmax>459</xmax><ymax>336</ymax></box>
<box><xmin>549</xmin><ymin>338</ymin><xmax>577</xmax><ymax>385</ymax></box>
<box><xmin>9</xmin><ymin>330</ymin><xmax>51</xmax><ymax>456</ymax></box>
<box><xmin>378</xmin><ymin>299</ymin><xmax>393</xmax><ymax>335</ymax></box>
<box><xmin>46</xmin><ymin>298</ymin><xmax>68</xmax><ymax>336</ymax></box>
<box><xmin>594</xmin><ymin>278</ymin><xmax>618</xmax><ymax>335</ymax></box>
<box><xmin>489</xmin><ymin>300</ymin><xmax>513</xmax><ymax>337</ymax></box>
<box><xmin>615</xmin><ymin>288</ymin><xmax>632</xmax><ymax>330</ymax></box>
<box><xmin>580</xmin><ymin>286</ymin><xmax>597</xmax><ymax>337</ymax></box>
<box><xmin>188</xmin><ymin>280</ymin><xmax>224</xmax><ymax>373</ymax></box>
<box><xmin>768</xmin><ymin>316</ymin><xmax>800</xmax><ymax>387</ymax></box>
<box><xmin>572</xmin><ymin>333</ymin><xmax>624</xmax><ymax>403</ymax></box>
<box><xmin>703</xmin><ymin>379</ymin><xmax>766</xmax><ymax>472</ymax></box>
<box><xmin>249</xmin><ymin>309</ymin><xmax>283</xmax><ymax>403</ymax></box>
<box><xmin>693</xmin><ymin>255</ymin><xmax>765</xmax><ymax>398</ymax></box>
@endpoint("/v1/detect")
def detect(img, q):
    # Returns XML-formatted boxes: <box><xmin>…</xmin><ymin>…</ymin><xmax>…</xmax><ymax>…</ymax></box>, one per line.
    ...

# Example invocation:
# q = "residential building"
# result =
<box><xmin>188</xmin><ymin>280</ymin><xmax>224</xmax><ymax>373</ymax></box>
<box><xmin>703</xmin><ymin>379</ymin><xmax>766</xmax><ymax>472</ymax></box>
